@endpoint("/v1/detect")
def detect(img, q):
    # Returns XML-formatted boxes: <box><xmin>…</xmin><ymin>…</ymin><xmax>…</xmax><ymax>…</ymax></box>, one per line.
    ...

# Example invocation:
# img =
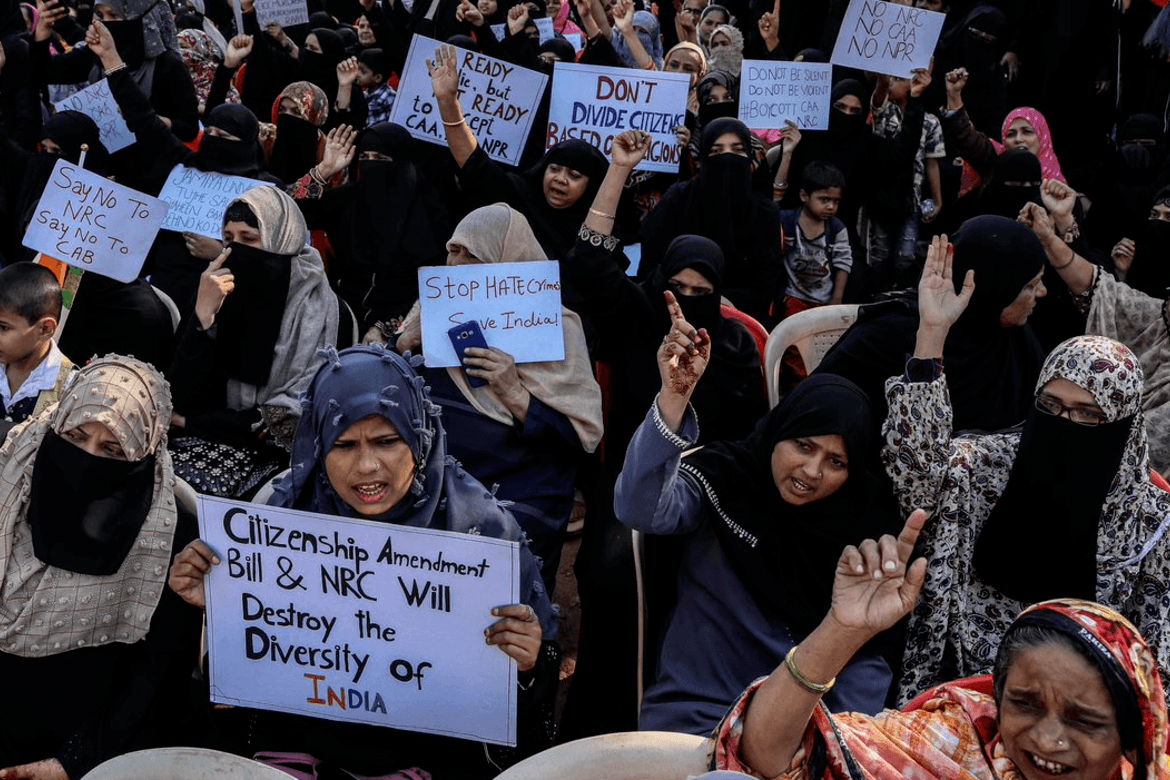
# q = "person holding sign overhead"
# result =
<box><xmin>0</xmin><ymin>355</ymin><xmax>205</xmax><ymax>780</ymax></box>
<box><xmin>427</xmin><ymin>43</ymin><xmax>611</xmax><ymax>261</ymax></box>
<box><xmin>169</xmin><ymin>345</ymin><xmax>559</xmax><ymax>779</ymax></box>
<box><xmin>393</xmin><ymin>202</ymin><xmax>603</xmax><ymax>594</ymax></box>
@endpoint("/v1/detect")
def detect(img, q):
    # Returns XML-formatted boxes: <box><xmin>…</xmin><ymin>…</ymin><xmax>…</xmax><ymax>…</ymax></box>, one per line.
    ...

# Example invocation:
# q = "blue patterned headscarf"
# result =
<box><xmin>272</xmin><ymin>344</ymin><xmax>516</xmax><ymax>536</ymax></box>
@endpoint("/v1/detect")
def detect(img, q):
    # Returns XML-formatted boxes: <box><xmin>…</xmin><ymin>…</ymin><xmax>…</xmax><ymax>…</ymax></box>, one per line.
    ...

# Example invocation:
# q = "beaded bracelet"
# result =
<box><xmin>784</xmin><ymin>645</ymin><xmax>836</xmax><ymax>694</ymax></box>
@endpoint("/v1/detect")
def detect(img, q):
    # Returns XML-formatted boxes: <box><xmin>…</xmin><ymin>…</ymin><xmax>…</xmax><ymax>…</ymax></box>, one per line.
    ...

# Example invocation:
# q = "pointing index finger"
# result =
<box><xmin>896</xmin><ymin>508</ymin><xmax>927</xmax><ymax>562</ymax></box>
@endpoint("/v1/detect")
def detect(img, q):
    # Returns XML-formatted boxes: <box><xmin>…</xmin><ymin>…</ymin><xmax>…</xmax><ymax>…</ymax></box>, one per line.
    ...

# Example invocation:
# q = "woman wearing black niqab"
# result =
<box><xmin>640</xmin><ymin>117</ymin><xmax>783</xmax><ymax>324</ymax></box>
<box><xmin>816</xmin><ymin>215</ymin><xmax>1047</xmax><ymax>435</ymax></box>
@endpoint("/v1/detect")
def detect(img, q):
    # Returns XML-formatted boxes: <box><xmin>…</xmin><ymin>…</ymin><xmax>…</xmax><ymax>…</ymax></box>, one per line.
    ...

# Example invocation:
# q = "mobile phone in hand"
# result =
<box><xmin>448</xmin><ymin>320</ymin><xmax>490</xmax><ymax>387</ymax></box>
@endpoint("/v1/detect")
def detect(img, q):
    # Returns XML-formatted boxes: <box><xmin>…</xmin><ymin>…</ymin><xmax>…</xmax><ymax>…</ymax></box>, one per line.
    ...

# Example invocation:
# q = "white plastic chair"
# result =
<box><xmin>81</xmin><ymin>747</ymin><xmax>290</xmax><ymax>779</ymax></box>
<box><xmin>494</xmin><ymin>731</ymin><xmax>712</xmax><ymax>780</ymax></box>
<box><xmin>764</xmin><ymin>304</ymin><xmax>860</xmax><ymax>408</ymax></box>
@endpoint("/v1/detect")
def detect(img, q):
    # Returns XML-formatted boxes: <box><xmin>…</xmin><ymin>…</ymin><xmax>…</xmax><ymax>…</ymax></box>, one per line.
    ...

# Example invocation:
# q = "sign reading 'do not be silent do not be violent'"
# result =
<box><xmin>738</xmin><ymin>60</ymin><xmax>832</xmax><ymax>131</ymax></box>
<box><xmin>198</xmin><ymin>495</ymin><xmax>522</xmax><ymax>746</ymax></box>
<box><xmin>830</xmin><ymin>0</ymin><xmax>945</xmax><ymax>79</ymax></box>
<box><xmin>390</xmin><ymin>35</ymin><xmax>548</xmax><ymax>167</ymax></box>
<box><xmin>22</xmin><ymin>158</ymin><xmax>169</xmax><ymax>283</ymax></box>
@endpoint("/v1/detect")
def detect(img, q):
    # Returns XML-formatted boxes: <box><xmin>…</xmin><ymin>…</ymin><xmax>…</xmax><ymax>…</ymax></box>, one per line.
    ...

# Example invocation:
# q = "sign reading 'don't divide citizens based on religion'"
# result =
<box><xmin>739</xmin><ymin>60</ymin><xmax>832</xmax><ymax>131</ymax></box>
<box><xmin>830</xmin><ymin>0</ymin><xmax>945</xmax><ymax>79</ymax></box>
<box><xmin>389</xmin><ymin>35</ymin><xmax>547</xmax><ymax>167</ymax></box>
<box><xmin>547</xmin><ymin>62</ymin><xmax>690</xmax><ymax>174</ymax></box>
<box><xmin>418</xmin><ymin>260</ymin><xmax>565</xmax><ymax>367</ymax></box>
<box><xmin>198</xmin><ymin>495</ymin><xmax>522</xmax><ymax>746</ymax></box>
<box><xmin>22</xmin><ymin>158</ymin><xmax>168</xmax><ymax>283</ymax></box>
<box><xmin>158</xmin><ymin>165</ymin><xmax>273</xmax><ymax>239</ymax></box>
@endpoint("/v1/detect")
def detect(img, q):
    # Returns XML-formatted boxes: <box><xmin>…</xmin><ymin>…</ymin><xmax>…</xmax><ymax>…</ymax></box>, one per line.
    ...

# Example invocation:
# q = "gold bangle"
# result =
<box><xmin>784</xmin><ymin>645</ymin><xmax>835</xmax><ymax>695</ymax></box>
<box><xmin>588</xmin><ymin>207</ymin><xmax>615</xmax><ymax>220</ymax></box>
<box><xmin>442</xmin><ymin>117</ymin><xmax>466</xmax><ymax>127</ymax></box>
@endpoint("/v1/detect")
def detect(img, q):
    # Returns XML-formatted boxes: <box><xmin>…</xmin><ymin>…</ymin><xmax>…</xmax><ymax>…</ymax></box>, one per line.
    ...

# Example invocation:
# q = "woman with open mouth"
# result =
<box><xmin>168</xmin><ymin>344</ymin><xmax>559</xmax><ymax>779</ymax></box>
<box><xmin>710</xmin><ymin>508</ymin><xmax>1167</xmax><ymax>780</ymax></box>
<box><xmin>611</xmin><ymin>283</ymin><xmax>901</xmax><ymax>735</ymax></box>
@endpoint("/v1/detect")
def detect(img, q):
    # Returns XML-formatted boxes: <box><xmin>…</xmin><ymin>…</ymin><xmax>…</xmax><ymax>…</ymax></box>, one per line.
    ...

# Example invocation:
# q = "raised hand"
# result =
<box><xmin>427</xmin><ymin>43</ymin><xmax>460</xmax><ymax>103</ymax></box>
<box><xmin>224</xmin><ymin>34</ymin><xmax>253</xmax><ymax>68</ymax></box>
<box><xmin>1111</xmin><ymin>238</ymin><xmax>1135</xmax><ymax>277</ymax></box>
<box><xmin>1017</xmin><ymin>200</ymin><xmax>1057</xmax><ymax>246</ymax></box>
<box><xmin>85</xmin><ymin>19</ymin><xmax>121</xmax><ymax>68</ymax></box>
<box><xmin>657</xmin><ymin>290</ymin><xmax>711</xmax><ymax>411</ymax></box>
<box><xmin>1040</xmin><ymin>177</ymin><xmax>1077</xmax><ymax>220</ymax></box>
<box><xmin>506</xmin><ymin>3</ymin><xmax>528</xmax><ymax>35</ymax></box>
<box><xmin>611</xmin><ymin>129</ymin><xmax>650</xmax><ymax>169</ymax></box>
<box><xmin>337</xmin><ymin>55</ymin><xmax>360</xmax><ymax>86</ymax></box>
<box><xmin>612</xmin><ymin>0</ymin><xmax>634</xmax><ymax>32</ymax></box>
<box><xmin>1001</xmin><ymin>50</ymin><xmax>1018</xmax><ymax>81</ymax></box>
<box><xmin>318</xmin><ymin>124</ymin><xmax>356</xmax><ymax>179</ymax></box>
<box><xmin>917</xmin><ymin>233</ymin><xmax>974</xmax><ymax>332</ymax></box>
<box><xmin>909</xmin><ymin>64</ymin><xmax>932</xmax><ymax>99</ymax></box>
<box><xmin>944</xmin><ymin>67</ymin><xmax>967</xmax><ymax>109</ymax></box>
<box><xmin>829</xmin><ymin>510</ymin><xmax>928</xmax><ymax>635</ymax></box>
<box><xmin>780</xmin><ymin>120</ymin><xmax>801</xmax><ymax>155</ymax></box>
<box><xmin>34</xmin><ymin>0</ymin><xmax>66</xmax><ymax>41</ymax></box>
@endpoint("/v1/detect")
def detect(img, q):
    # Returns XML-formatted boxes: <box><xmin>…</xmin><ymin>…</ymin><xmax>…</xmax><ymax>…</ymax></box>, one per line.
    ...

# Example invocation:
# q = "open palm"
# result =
<box><xmin>918</xmin><ymin>234</ymin><xmax>974</xmax><ymax>331</ymax></box>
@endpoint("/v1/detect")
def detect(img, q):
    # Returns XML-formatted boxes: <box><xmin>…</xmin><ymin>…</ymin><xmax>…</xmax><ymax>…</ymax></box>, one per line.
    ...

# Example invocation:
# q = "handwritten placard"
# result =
<box><xmin>23</xmin><ymin>159</ymin><xmax>168</xmax><ymax>283</ymax></box>
<box><xmin>389</xmin><ymin>35</ymin><xmax>547</xmax><ymax>166</ymax></box>
<box><xmin>53</xmin><ymin>80</ymin><xmax>135</xmax><ymax>153</ymax></box>
<box><xmin>830</xmin><ymin>0</ymin><xmax>944</xmax><ymax>78</ymax></box>
<box><xmin>547</xmin><ymin>62</ymin><xmax>689</xmax><ymax>173</ymax></box>
<box><xmin>158</xmin><ymin>165</ymin><xmax>273</xmax><ymax>239</ymax></box>
<box><xmin>418</xmin><ymin>261</ymin><xmax>565</xmax><ymax>367</ymax></box>
<box><xmin>490</xmin><ymin>16</ymin><xmax>554</xmax><ymax>43</ymax></box>
<box><xmin>254</xmin><ymin>0</ymin><xmax>309</xmax><ymax>29</ymax></box>
<box><xmin>198</xmin><ymin>495</ymin><xmax>521</xmax><ymax>745</ymax></box>
<box><xmin>739</xmin><ymin>60</ymin><xmax>832</xmax><ymax>130</ymax></box>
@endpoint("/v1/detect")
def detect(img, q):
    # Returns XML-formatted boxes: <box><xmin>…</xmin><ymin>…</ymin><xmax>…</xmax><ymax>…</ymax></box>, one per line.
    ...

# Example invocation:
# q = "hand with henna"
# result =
<box><xmin>655</xmin><ymin>290</ymin><xmax>711</xmax><ymax>431</ymax></box>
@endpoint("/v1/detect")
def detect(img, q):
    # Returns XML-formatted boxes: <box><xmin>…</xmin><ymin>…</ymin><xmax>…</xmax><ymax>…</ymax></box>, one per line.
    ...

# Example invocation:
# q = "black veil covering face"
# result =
<box><xmin>1128</xmin><ymin>185</ymin><xmax>1170</xmax><ymax>298</ymax></box>
<box><xmin>299</xmin><ymin>27</ymin><xmax>344</xmax><ymax>101</ymax></box>
<box><xmin>817</xmin><ymin>215</ymin><xmax>1046</xmax><ymax>434</ymax></box>
<box><xmin>196</xmin><ymin>104</ymin><xmax>263</xmax><ymax>175</ymax></box>
<box><xmin>976</xmin><ymin>148</ymin><xmax>1043</xmax><ymax>219</ymax></box>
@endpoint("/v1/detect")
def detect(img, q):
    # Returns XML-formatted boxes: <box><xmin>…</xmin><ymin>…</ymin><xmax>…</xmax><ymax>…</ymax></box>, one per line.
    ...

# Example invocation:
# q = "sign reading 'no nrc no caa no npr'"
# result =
<box><xmin>547</xmin><ymin>62</ymin><xmax>690</xmax><ymax>174</ymax></box>
<box><xmin>198</xmin><ymin>495</ymin><xmax>522</xmax><ymax>746</ymax></box>
<box><xmin>389</xmin><ymin>35</ymin><xmax>548</xmax><ymax>167</ymax></box>
<box><xmin>830</xmin><ymin>0</ymin><xmax>945</xmax><ymax>79</ymax></box>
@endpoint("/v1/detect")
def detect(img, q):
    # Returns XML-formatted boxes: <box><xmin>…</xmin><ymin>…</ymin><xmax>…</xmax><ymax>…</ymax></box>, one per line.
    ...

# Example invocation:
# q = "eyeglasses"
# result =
<box><xmin>1034</xmin><ymin>394</ymin><xmax>1109</xmax><ymax>427</ymax></box>
<box><xmin>680</xmin><ymin>7</ymin><xmax>703</xmax><ymax>15</ymax></box>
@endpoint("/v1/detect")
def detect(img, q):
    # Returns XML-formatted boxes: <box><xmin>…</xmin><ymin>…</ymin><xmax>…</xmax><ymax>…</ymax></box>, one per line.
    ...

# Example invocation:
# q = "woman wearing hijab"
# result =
<box><xmin>178</xmin><ymin>27</ymin><xmax>238</xmax><ymax>112</ymax></box>
<box><xmin>559</xmin><ymin>131</ymin><xmax>768</xmax><ymax>741</ymax></box>
<box><xmin>297</xmin><ymin>122</ymin><xmax>452</xmax><ymax>332</ymax></box>
<box><xmin>0</xmin><ymin>356</ymin><xmax>204</xmax><ymax>780</ymax></box>
<box><xmin>640</xmin><ymin>117</ymin><xmax>783</xmax><ymax>324</ymax></box>
<box><xmin>612</xmin><ymin>8</ymin><xmax>662</xmax><ymax>69</ymax></box>
<box><xmin>882</xmin><ymin>234</ymin><xmax>1170</xmax><ymax>705</ymax></box>
<box><xmin>716</xmin><ymin>581</ymin><xmax>1168</xmax><ymax>780</ymax></box>
<box><xmin>705</xmin><ymin>23</ymin><xmax>742</xmax><ymax>76</ymax></box>
<box><xmin>32</xmin><ymin>0</ymin><xmax>200</xmax><ymax>152</ymax></box>
<box><xmin>284</xmin><ymin>27</ymin><xmax>368</xmax><ymax>130</ymax></box>
<box><xmin>167</xmin><ymin>185</ymin><xmax>341</xmax><ymax>499</ymax></box>
<box><xmin>429</xmin><ymin>43</ymin><xmax>609</xmax><ymax>261</ymax></box>
<box><xmin>663</xmin><ymin>40</ymin><xmax>708</xmax><ymax>115</ymax></box>
<box><xmin>393</xmin><ymin>203</ymin><xmax>603</xmax><ymax>592</ymax></box>
<box><xmin>614</xmin><ymin>292</ymin><xmax>901</xmax><ymax>734</ymax></box>
<box><xmin>817</xmin><ymin>215</ymin><xmax>1046</xmax><ymax>435</ymax></box>
<box><xmin>930</xmin><ymin>4</ymin><xmax>1009</xmax><ymax>139</ymax></box>
<box><xmin>1020</xmin><ymin>195</ymin><xmax>1170</xmax><ymax>477</ymax></box>
<box><xmin>169</xmin><ymin>345</ymin><xmax>559</xmax><ymax>779</ymax></box>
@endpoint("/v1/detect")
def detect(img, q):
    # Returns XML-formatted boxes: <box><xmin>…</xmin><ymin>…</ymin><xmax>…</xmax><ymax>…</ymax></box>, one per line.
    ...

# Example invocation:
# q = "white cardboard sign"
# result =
<box><xmin>158</xmin><ymin>165</ymin><xmax>273</xmax><ymax>239</ymax></box>
<box><xmin>53</xmin><ymin>80</ymin><xmax>135</xmax><ymax>153</ymax></box>
<box><xmin>417</xmin><ymin>261</ymin><xmax>565</xmax><ymax>367</ymax></box>
<box><xmin>830</xmin><ymin>0</ymin><xmax>945</xmax><ymax>78</ymax></box>
<box><xmin>546</xmin><ymin>62</ymin><xmax>689</xmax><ymax>173</ymax></box>
<box><xmin>389</xmin><ymin>35</ymin><xmax>548</xmax><ymax>166</ymax></box>
<box><xmin>198</xmin><ymin>495</ymin><xmax>522</xmax><ymax>746</ymax></box>
<box><xmin>23</xmin><ymin>159</ymin><xmax>168</xmax><ymax>283</ymax></box>
<box><xmin>254</xmin><ymin>0</ymin><xmax>309</xmax><ymax>29</ymax></box>
<box><xmin>739</xmin><ymin>60</ymin><xmax>832</xmax><ymax>130</ymax></box>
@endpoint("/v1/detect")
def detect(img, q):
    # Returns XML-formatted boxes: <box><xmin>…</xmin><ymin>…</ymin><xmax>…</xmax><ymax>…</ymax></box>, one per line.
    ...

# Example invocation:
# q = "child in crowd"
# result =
<box><xmin>778</xmin><ymin>161</ymin><xmax>851</xmax><ymax>316</ymax></box>
<box><xmin>0</xmin><ymin>263</ymin><xmax>74</xmax><ymax>434</ymax></box>
<box><xmin>358</xmin><ymin>48</ymin><xmax>395</xmax><ymax>127</ymax></box>
<box><xmin>867</xmin><ymin>69</ymin><xmax>945</xmax><ymax>293</ymax></box>
<box><xmin>776</xmin><ymin>162</ymin><xmax>851</xmax><ymax>389</ymax></box>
